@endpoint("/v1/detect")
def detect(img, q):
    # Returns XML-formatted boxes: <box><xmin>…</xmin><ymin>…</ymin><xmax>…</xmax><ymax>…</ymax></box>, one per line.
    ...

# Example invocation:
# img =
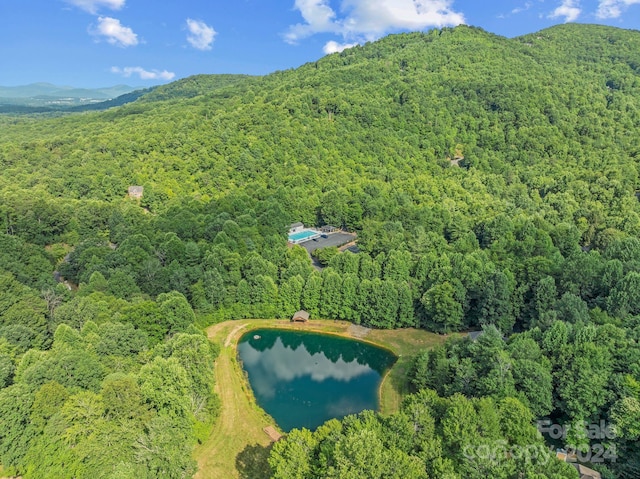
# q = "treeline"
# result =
<box><xmin>268</xmin><ymin>389</ymin><xmax>579</xmax><ymax>479</ymax></box>
<box><xmin>42</xmin><ymin>192</ymin><xmax>640</xmax><ymax>336</ymax></box>
<box><xmin>411</xmin><ymin>321</ymin><xmax>640</xmax><ymax>478</ymax></box>
<box><xmin>0</xmin><ymin>262</ymin><xmax>219</xmax><ymax>478</ymax></box>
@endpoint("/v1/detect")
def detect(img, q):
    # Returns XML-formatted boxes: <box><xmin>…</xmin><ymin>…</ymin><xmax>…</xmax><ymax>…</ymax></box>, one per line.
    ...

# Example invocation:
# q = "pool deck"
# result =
<box><xmin>300</xmin><ymin>232</ymin><xmax>357</xmax><ymax>254</ymax></box>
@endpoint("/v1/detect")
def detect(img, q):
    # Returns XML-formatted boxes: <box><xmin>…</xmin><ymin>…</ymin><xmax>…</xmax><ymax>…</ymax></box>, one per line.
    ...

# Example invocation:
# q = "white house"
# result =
<box><xmin>289</xmin><ymin>222</ymin><xmax>304</xmax><ymax>234</ymax></box>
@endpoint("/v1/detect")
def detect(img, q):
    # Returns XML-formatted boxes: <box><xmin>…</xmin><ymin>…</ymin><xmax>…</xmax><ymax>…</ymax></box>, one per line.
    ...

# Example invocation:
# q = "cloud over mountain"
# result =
<box><xmin>323</xmin><ymin>40</ymin><xmax>358</xmax><ymax>54</ymax></box>
<box><xmin>186</xmin><ymin>19</ymin><xmax>217</xmax><ymax>51</ymax></box>
<box><xmin>285</xmin><ymin>0</ymin><xmax>465</xmax><ymax>45</ymax></box>
<box><xmin>549</xmin><ymin>0</ymin><xmax>582</xmax><ymax>22</ymax></box>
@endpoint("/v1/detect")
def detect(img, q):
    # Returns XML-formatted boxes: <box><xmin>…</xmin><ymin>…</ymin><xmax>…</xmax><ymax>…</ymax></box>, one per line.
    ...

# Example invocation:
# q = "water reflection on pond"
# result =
<box><xmin>237</xmin><ymin>328</ymin><xmax>396</xmax><ymax>432</ymax></box>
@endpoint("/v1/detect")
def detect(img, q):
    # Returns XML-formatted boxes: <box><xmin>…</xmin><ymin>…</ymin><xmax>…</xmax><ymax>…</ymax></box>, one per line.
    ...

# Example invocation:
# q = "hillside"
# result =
<box><xmin>0</xmin><ymin>23</ymin><xmax>640</xmax><ymax>478</ymax></box>
<box><xmin>1</xmin><ymin>25</ymin><xmax>639</xmax><ymax>205</ymax></box>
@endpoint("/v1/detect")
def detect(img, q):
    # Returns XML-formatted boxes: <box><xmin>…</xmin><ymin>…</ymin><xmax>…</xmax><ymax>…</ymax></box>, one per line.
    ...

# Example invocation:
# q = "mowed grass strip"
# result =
<box><xmin>195</xmin><ymin>319</ymin><xmax>450</xmax><ymax>478</ymax></box>
<box><xmin>368</xmin><ymin>328</ymin><xmax>452</xmax><ymax>414</ymax></box>
<box><xmin>194</xmin><ymin>321</ymin><xmax>274</xmax><ymax>479</ymax></box>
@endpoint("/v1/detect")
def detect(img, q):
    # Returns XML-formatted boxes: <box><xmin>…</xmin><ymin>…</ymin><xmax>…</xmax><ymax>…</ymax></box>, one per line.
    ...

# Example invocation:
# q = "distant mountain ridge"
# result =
<box><xmin>0</xmin><ymin>75</ymin><xmax>257</xmax><ymax>114</ymax></box>
<box><xmin>0</xmin><ymin>82</ymin><xmax>139</xmax><ymax>99</ymax></box>
<box><xmin>0</xmin><ymin>83</ymin><xmax>152</xmax><ymax>113</ymax></box>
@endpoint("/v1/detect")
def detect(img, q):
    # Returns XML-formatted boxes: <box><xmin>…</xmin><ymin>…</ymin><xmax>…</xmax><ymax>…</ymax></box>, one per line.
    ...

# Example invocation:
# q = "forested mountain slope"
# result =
<box><xmin>1</xmin><ymin>23</ymin><xmax>640</xmax><ymax>478</ymax></box>
<box><xmin>2</xmin><ymin>24</ymin><xmax>639</xmax><ymax>210</ymax></box>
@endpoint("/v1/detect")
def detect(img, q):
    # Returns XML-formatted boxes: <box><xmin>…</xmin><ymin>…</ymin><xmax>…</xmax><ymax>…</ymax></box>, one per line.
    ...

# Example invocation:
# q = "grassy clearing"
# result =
<box><xmin>367</xmin><ymin>328</ymin><xmax>452</xmax><ymax>414</ymax></box>
<box><xmin>195</xmin><ymin>319</ymin><xmax>451</xmax><ymax>478</ymax></box>
<box><xmin>194</xmin><ymin>321</ymin><xmax>274</xmax><ymax>479</ymax></box>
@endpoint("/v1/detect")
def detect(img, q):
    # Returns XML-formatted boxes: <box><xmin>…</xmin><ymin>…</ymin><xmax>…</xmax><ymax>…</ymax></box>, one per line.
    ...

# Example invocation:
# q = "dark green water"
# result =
<box><xmin>237</xmin><ymin>328</ymin><xmax>396</xmax><ymax>432</ymax></box>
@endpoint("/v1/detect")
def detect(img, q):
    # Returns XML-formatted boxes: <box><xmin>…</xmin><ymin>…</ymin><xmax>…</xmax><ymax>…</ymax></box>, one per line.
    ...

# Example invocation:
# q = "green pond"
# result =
<box><xmin>237</xmin><ymin>328</ymin><xmax>397</xmax><ymax>432</ymax></box>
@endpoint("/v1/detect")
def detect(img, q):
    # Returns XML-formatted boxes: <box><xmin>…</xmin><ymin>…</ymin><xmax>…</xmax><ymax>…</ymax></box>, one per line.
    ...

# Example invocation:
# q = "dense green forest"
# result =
<box><xmin>268</xmin><ymin>390</ymin><xmax>580</xmax><ymax>479</ymax></box>
<box><xmin>1</xmin><ymin>23</ymin><xmax>640</xmax><ymax>477</ymax></box>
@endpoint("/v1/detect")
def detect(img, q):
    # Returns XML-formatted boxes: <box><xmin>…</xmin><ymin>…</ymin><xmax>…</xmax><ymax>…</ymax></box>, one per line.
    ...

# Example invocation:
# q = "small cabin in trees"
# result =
<box><xmin>556</xmin><ymin>451</ymin><xmax>601</xmax><ymax>479</ymax></box>
<box><xmin>572</xmin><ymin>464</ymin><xmax>601</xmax><ymax>479</ymax></box>
<box><xmin>292</xmin><ymin>310</ymin><xmax>310</xmax><ymax>322</ymax></box>
<box><xmin>128</xmin><ymin>185</ymin><xmax>144</xmax><ymax>199</ymax></box>
<box><xmin>321</xmin><ymin>225</ymin><xmax>337</xmax><ymax>233</ymax></box>
<box><xmin>289</xmin><ymin>222</ymin><xmax>304</xmax><ymax>234</ymax></box>
<box><xmin>468</xmin><ymin>331</ymin><xmax>484</xmax><ymax>341</ymax></box>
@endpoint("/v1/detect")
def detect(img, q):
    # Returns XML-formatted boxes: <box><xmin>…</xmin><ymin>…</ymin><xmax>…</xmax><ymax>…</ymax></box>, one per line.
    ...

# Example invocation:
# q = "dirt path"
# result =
<box><xmin>224</xmin><ymin>323</ymin><xmax>249</xmax><ymax>347</ymax></box>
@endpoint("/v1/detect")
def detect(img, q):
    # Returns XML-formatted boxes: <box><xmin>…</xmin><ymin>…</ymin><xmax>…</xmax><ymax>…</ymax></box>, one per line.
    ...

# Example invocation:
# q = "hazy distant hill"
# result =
<box><xmin>0</xmin><ymin>82</ymin><xmax>137</xmax><ymax>99</ymax></box>
<box><xmin>0</xmin><ymin>78</ymin><xmax>253</xmax><ymax>112</ymax></box>
<box><xmin>0</xmin><ymin>82</ymin><xmax>141</xmax><ymax>108</ymax></box>
<box><xmin>0</xmin><ymin>84</ymin><xmax>154</xmax><ymax>114</ymax></box>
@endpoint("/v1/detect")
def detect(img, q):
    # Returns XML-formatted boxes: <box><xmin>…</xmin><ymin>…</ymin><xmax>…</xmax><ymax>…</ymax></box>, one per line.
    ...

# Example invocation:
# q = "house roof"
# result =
<box><xmin>468</xmin><ymin>331</ymin><xmax>484</xmax><ymax>341</ymax></box>
<box><xmin>293</xmin><ymin>310</ymin><xmax>310</xmax><ymax>320</ymax></box>
<box><xmin>290</xmin><ymin>222</ymin><xmax>304</xmax><ymax>228</ymax></box>
<box><xmin>573</xmin><ymin>464</ymin><xmax>601</xmax><ymax>479</ymax></box>
<box><xmin>128</xmin><ymin>186</ymin><xmax>144</xmax><ymax>198</ymax></box>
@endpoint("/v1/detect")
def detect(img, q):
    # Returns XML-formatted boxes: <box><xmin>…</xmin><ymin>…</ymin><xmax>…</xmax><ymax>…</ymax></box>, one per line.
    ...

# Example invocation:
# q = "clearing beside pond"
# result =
<box><xmin>194</xmin><ymin>319</ymin><xmax>451</xmax><ymax>478</ymax></box>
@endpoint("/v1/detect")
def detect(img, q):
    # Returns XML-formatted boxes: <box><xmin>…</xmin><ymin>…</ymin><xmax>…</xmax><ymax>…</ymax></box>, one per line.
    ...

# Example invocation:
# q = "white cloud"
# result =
<box><xmin>91</xmin><ymin>16</ymin><xmax>138</xmax><ymax>47</ymax></box>
<box><xmin>512</xmin><ymin>2</ymin><xmax>533</xmax><ymax>14</ymax></box>
<box><xmin>111</xmin><ymin>66</ymin><xmax>175</xmax><ymax>81</ymax></box>
<box><xmin>284</xmin><ymin>0</ymin><xmax>340</xmax><ymax>43</ymax></box>
<box><xmin>549</xmin><ymin>0</ymin><xmax>581</xmax><ymax>22</ymax></box>
<box><xmin>186</xmin><ymin>19</ymin><xmax>217</xmax><ymax>50</ymax></box>
<box><xmin>497</xmin><ymin>1</ymin><xmax>532</xmax><ymax>19</ymax></box>
<box><xmin>341</xmin><ymin>0</ymin><xmax>465</xmax><ymax>35</ymax></box>
<box><xmin>596</xmin><ymin>0</ymin><xmax>640</xmax><ymax>18</ymax></box>
<box><xmin>285</xmin><ymin>0</ymin><xmax>465</xmax><ymax>45</ymax></box>
<box><xmin>323</xmin><ymin>40</ymin><xmax>358</xmax><ymax>54</ymax></box>
<box><xmin>64</xmin><ymin>0</ymin><xmax>125</xmax><ymax>14</ymax></box>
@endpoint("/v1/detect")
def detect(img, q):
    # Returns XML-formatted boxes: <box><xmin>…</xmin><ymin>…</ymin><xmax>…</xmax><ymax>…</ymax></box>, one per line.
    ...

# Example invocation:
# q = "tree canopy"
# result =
<box><xmin>1</xmin><ymin>22</ymin><xmax>640</xmax><ymax>477</ymax></box>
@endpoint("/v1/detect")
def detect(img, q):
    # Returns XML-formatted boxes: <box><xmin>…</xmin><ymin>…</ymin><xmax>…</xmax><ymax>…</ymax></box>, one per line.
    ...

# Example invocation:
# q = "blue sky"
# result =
<box><xmin>1</xmin><ymin>0</ymin><xmax>639</xmax><ymax>88</ymax></box>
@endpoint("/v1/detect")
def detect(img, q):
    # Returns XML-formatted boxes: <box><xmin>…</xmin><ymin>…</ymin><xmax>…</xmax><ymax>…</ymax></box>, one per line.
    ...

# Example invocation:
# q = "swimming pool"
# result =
<box><xmin>288</xmin><ymin>229</ymin><xmax>320</xmax><ymax>243</ymax></box>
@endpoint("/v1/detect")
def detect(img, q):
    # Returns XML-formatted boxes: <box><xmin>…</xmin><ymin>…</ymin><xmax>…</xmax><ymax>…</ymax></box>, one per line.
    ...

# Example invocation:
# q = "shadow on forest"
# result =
<box><xmin>236</xmin><ymin>442</ymin><xmax>274</xmax><ymax>479</ymax></box>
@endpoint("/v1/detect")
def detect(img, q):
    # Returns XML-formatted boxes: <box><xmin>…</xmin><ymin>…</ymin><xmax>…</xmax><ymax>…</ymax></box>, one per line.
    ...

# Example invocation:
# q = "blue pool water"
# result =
<box><xmin>288</xmin><ymin>229</ymin><xmax>319</xmax><ymax>242</ymax></box>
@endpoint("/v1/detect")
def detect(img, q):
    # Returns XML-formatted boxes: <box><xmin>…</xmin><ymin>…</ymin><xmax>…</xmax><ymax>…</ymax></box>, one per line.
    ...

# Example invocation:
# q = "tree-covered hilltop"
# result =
<box><xmin>138</xmin><ymin>74</ymin><xmax>255</xmax><ymax>103</ymax></box>
<box><xmin>1</xmin><ymin>23</ymin><xmax>640</xmax><ymax>477</ymax></box>
<box><xmin>2</xmin><ymin>24</ymin><xmax>640</xmax><ymax>205</ymax></box>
